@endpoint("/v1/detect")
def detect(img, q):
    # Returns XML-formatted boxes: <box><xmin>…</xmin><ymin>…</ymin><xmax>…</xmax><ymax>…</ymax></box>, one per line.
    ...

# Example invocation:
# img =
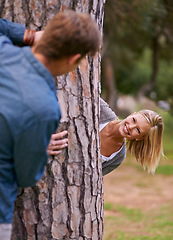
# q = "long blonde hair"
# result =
<box><xmin>126</xmin><ymin>109</ymin><xmax>164</xmax><ymax>173</ymax></box>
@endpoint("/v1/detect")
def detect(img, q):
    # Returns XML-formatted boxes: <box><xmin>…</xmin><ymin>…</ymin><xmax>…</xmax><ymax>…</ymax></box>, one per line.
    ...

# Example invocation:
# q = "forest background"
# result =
<box><xmin>102</xmin><ymin>1</ymin><xmax>173</xmax><ymax>239</ymax></box>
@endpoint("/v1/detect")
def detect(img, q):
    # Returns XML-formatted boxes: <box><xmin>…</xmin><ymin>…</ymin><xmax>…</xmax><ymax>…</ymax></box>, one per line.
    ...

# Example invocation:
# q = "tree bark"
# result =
<box><xmin>102</xmin><ymin>55</ymin><xmax>118</xmax><ymax>112</ymax></box>
<box><xmin>0</xmin><ymin>1</ymin><xmax>105</xmax><ymax>239</ymax></box>
<box><xmin>137</xmin><ymin>35</ymin><xmax>159</xmax><ymax>99</ymax></box>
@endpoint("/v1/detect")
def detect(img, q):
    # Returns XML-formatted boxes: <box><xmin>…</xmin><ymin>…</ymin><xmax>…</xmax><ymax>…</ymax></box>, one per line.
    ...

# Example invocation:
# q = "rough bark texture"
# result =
<box><xmin>102</xmin><ymin>55</ymin><xmax>117</xmax><ymax>112</ymax></box>
<box><xmin>0</xmin><ymin>0</ymin><xmax>105</xmax><ymax>239</ymax></box>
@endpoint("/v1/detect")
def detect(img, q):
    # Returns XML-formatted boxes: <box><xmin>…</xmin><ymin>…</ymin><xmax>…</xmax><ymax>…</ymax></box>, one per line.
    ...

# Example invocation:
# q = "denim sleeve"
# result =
<box><xmin>14</xmin><ymin>120</ymin><xmax>58</xmax><ymax>187</ymax></box>
<box><xmin>0</xmin><ymin>19</ymin><xmax>25</xmax><ymax>45</ymax></box>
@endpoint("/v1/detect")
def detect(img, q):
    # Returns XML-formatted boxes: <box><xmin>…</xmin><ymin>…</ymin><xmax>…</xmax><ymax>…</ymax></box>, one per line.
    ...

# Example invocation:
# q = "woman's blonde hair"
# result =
<box><xmin>126</xmin><ymin>109</ymin><xmax>164</xmax><ymax>174</ymax></box>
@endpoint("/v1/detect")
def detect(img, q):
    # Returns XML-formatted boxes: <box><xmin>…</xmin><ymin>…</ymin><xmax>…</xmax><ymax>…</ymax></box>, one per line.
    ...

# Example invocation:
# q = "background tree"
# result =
<box><xmin>0</xmin><ymin>1</ymin><xmax>105</xmax><ymax>239</ymax></box>
<box><xmin>102</xmin><ymin>0</ymin><xmax>173</xmax><ymax>114</ymax></box>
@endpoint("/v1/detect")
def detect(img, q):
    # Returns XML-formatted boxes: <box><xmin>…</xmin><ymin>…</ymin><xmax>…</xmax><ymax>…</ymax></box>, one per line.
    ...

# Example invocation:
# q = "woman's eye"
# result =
<box><xmin>133</xmin><ymin>117</ymin><xmax>135</xmax><ymax>123</ymax></box>
<box><xmin>137</xmin><ymin>128</ymin><xmax>140</xmax><ymax>134</ymax></box>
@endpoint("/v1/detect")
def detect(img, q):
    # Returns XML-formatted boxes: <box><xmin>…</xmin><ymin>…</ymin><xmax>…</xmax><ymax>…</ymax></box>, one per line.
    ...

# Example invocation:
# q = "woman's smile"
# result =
<box><xmin>123</xmin><ymin>124</ymin><xmax>129</xmax><ymax>135</ymax></box>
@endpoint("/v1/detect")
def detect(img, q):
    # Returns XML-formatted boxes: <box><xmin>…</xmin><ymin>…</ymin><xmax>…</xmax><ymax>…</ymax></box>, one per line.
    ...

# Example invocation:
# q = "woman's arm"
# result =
<box><xmin>47</xmin><ymin>98</ymin><xmax>126</xmax><ymax>175</ymax></box>
<box><xmin>100</xmin><ymin>98</ymin><xmax>117</xmax><ymax>124</ymax></box>
<box><xmin>101</xmin><ymin>142</ymin><xmax>126</xmax><ymax>176</ymax></box>
<box><xmin>100</xmin><ymin>98</ymin><xmax>126</xmax><ymax>175</ymax></box>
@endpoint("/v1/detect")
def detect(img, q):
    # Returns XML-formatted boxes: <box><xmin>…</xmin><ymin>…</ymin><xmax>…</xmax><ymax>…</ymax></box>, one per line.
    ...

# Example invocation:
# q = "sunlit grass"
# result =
<box><xmin>115</xmin><ymin>234</ymin><xmax>173</xmax><ymax>240</ymax></box>
<box><xmin>104</xmin><ymin>203</ymin><xmax>173</xmax><ymax>240</ymax></box>
<box><xmin>104</xmin><ymin>202</ymin><xmax>114</xmax><ymax>211</ymax></box>
<box><xmin>104</xmin><ymin>203</ymin><xmax>143</xmax><ymax>222</ymax></box>
<box><xmin>116</xmin><ymin>205</ymin><xmax>143</xmax><ymax>222</ymax></box>
<box><xmin>155</xmin><ymin>165</ymin><xmax>173</xmax><ymax>175</ymax></box>
<box><xmin>162</xmin><ymin>111</ymin><xmax>173</xmax><ymax>158</ymax></box>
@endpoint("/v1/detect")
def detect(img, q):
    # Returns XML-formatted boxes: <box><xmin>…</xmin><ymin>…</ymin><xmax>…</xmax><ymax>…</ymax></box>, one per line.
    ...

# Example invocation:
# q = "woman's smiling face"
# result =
<box><xmin>119</xmin><ymin>112</ymin><xmax>151</xmax><ymax>140</ymax></box>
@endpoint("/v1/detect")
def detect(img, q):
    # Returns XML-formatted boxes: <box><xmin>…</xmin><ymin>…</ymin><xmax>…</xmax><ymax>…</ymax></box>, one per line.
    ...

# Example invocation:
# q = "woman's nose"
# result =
<box><xmin>129</xmin><ymin>123</ymin><xmax>136</xmax><ymax>130</ymax></box>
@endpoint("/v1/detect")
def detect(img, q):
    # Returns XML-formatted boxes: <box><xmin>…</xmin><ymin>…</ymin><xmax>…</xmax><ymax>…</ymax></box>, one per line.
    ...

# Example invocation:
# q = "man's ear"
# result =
<box><xmin>68</xmin><ymin>54</ymin><xmax>82</xmax><ymax>65</ymax></box>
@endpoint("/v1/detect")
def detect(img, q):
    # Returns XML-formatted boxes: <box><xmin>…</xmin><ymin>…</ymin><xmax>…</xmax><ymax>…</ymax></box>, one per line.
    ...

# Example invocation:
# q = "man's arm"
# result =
<box><xmin>14</xmin><ymin>119</ymin><xmax>58</xmax><ymax>187</ymax></box>
<box><xmin>0</xmin><ymin>18</ymin><xmax>41</xmax><ymax>46</ymax></box>
<box><xmin>0</xmin><ymin>19</ymin><xmax>25</xmax><ymax>45</ymax></box>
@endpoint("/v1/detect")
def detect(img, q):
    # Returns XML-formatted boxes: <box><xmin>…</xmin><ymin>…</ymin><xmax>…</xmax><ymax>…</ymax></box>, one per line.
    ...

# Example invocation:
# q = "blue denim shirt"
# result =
<box><xmin>0</xmin><ymin>19</ymin><xmax>61</xmax><ymax>223</ymax></box>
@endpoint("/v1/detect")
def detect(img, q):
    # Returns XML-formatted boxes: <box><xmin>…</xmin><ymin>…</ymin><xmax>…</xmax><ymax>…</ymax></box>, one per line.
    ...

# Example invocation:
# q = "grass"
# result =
<box><xmin>155</xmin><ymin>111</ymin><xmax>173</xmax><ymax>176</ymax></box>
<box><xmin>116</xmin><ymin>206</ymin><xmax>143</xmax><ymax>222</ymax></box>
<box><xmin>104</xmin><ymin>203</ymin><xmax>143</xmax><ymax>222</ymax></box>
<box><xmin>162</xmin><ymin>111</ymin><xmax>173</xmax><ymax>158</ymax></box>
<box><xmin>104</xmin><ymin>203</ymin><xmax>173</xmax><ymax>240</ymax></box>
<box><xmin>155</xmin><ymin>165</ymin><xmax>173</xmax><ymax>175</ymax></box>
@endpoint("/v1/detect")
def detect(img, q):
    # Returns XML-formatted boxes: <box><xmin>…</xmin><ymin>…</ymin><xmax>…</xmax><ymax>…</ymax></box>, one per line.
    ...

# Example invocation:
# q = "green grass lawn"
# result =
<box><xmin>162</xmin><ymin>111</ymin><xmax>173</xmax><ymax>158</ymax></box>
<box><xmin>104</xmin><ymin>203</ymin><xmax>173</xmax><ymax>240</ymax></box>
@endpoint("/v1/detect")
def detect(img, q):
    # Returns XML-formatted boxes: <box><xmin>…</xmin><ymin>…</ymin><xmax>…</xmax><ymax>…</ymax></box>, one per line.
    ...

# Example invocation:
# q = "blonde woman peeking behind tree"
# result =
<box><xmin>47</xmin><ymin>98</ymin><xmax>164</xmax><ymax>175</ymax></box>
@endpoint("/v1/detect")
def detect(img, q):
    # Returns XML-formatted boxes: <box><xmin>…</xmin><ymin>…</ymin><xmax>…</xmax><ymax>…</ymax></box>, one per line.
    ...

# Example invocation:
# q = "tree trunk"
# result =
<box><xmin>137</xmin><ymin>35</ymin><xmax>159</xmax><ymax>99</ymax></box>
<box><xmin>0</xmin><ymin>1</ymin><xmax>105</xmax><ymax>239</ymax></box>
<box><xmin>102</xmin><ymin>55</ymin><xmax>118</xmax><ymax>112</ymax></box>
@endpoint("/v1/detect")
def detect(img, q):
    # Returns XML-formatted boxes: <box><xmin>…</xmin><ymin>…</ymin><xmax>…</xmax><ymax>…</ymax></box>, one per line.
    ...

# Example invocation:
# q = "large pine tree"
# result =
<box><xmin>0</xmin><ymin>1</ymin><xmax>106</xmax><ymax>239</ymax></box>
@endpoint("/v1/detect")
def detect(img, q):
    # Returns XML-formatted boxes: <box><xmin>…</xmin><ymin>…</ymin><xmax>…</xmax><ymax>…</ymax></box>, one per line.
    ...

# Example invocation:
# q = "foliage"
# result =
<box><xmin>103</xmin><ymin>0</ymin><xmax>173</xmax><ymax>109</ymax></box>
<box><xmin>115</xmin><ymin>48</ymin><xmax>173</xmax><ymax>102</ymax></box>
<box><xmin>115</xmin><ymin>49</ymin><xmax>151</xmax><ymax>95</ymax></box>
<box><xmin>104</xmin><ymin>0</ymin><xmax>168</xmax><ymax>63</ymax></box>
<box><xmin>155</xmin><ymin>61</ymin><xmax>173</xmax><ymax>101</ymax></box>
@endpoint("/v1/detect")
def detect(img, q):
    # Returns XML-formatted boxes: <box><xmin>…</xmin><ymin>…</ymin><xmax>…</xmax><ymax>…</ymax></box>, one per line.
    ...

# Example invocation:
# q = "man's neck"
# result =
<box><xmin>31</xmin><ymin>47</ymin><xmax>63</xmax><ymax>76</ymax></box>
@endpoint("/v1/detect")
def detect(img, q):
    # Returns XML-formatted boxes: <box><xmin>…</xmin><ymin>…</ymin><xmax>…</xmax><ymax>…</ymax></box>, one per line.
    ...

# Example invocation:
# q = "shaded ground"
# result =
<box><xmin>103</xmin><ymin>158</ymin><xmax>173</xmax><ymax>239</ymax></box>
<box><xmin>104</xmin><ymin>161</ymin><xmax>173</xmax><ymax>211</ymax></box>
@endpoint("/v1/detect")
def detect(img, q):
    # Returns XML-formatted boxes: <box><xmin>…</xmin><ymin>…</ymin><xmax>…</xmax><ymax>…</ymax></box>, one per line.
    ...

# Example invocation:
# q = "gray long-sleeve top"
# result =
<box><xmin>100</xmin><ymin>98</ymin><xmax>126</xmax><ymax>176</ymax></box>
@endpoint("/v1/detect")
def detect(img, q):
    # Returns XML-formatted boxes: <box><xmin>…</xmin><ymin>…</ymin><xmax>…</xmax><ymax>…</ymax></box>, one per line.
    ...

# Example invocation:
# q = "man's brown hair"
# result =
<box><xmin>34</xmin><ymin>10</ymin><xmax>101</xmax><ymax>59</ymax></box>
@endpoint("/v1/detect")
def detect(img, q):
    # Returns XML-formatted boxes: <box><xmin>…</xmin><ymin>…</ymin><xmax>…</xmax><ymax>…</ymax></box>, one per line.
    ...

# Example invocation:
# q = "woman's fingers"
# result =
<box><xmin>47</xmin><ymin>130</ymin><xmax>68</xmax><ymax>155</ymax></box>
<box><xmin>47</xmin><ymin>150</ymin><xmax>62</xmax><ymax>155</ymax></box>
<box><xmin>51</xmin><ymin>130</ymin><xmax>68</xmax><ymax>140</ymax></box>
<box><xmin>48</xmin><ymin>141</ymin><xmax>68</xmax><ymax>150</ymax></box>
<box><xmin>51</xmin><ymin>138</ymin><xmax>68</xmax><ymax>146</ymax></box>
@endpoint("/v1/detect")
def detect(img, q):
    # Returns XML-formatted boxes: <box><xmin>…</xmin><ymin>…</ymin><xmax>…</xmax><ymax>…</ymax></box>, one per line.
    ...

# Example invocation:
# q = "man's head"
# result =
<box><xmin>33</xmin><ymin>10</ymin><xmax>101</xmax><ymax>75</ymax></box>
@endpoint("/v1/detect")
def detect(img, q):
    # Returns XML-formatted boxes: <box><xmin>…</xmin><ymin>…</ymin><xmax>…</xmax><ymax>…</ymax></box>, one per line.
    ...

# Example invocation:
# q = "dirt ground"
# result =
<box><xmin>103</xmin><ymin>160</ymin><xmax>173</xmax><ymax>213</ymax></box>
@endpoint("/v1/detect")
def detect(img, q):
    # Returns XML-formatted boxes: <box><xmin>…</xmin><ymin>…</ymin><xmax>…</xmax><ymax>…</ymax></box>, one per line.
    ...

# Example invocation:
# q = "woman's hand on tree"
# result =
<box><xmin>47</xmin><ymin>130</ymin><xmax>68</xmax><ymax>155</ymax></box>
